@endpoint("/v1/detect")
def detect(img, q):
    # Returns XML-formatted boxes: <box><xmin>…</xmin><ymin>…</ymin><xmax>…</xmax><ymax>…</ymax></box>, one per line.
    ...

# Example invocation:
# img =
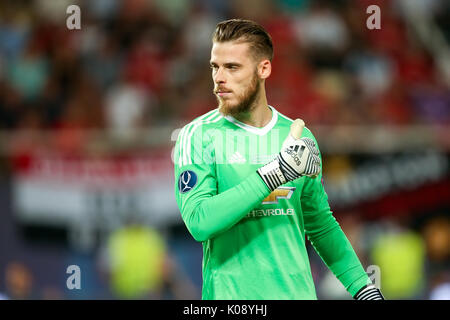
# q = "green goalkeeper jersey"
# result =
<box><xmin>174</xmin><ymin>106</ymin><xmax>371</xmax><ymax>299</ymax></box>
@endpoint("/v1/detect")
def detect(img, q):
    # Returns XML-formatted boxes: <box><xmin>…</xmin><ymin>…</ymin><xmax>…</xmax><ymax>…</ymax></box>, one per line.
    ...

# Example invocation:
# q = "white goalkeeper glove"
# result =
<box><xmin>257</xmin><ymin>119</ymin><xmax>321</xmax><ymax>191</ymax></box>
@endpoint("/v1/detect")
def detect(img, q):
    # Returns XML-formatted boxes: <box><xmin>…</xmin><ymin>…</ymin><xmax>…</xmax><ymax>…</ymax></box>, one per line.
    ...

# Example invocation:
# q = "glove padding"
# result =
<box><xmin>257</xmin><ymin>119</ymin><xmax>321</xmax><ymax>191</ymax></box>
<box><xmin>277</xmin><ymin>135</ymin><xmax>321</xmax><ymax>181</ymax></box>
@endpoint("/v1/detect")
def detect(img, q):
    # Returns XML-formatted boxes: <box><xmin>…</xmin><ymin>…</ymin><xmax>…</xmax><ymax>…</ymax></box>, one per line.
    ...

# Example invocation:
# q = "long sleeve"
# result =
<box><xmin>174</xmin><ymin>123</ymin><xmax>271</xmax><ymax>242</ymax></box>
<box><xmin>301</xmin><ymin>134</ymin><xmax>371</xmax><ymax>297</ymax></box>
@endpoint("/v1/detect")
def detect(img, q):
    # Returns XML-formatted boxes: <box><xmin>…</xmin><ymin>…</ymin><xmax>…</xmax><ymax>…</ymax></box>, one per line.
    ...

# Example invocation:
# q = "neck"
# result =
<box><xmin>232</xmin><ymin>88</ymin><xmax>272</xmax><ymax>128</ymax></box>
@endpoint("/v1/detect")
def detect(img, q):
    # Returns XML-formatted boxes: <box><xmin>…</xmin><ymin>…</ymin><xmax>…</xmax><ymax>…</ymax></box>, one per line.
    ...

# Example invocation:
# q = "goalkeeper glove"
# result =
<box><xmin>257</xmin><ymin>119</ymin><xmax>321</xmax><ymax>191</ymax></box>
<box><xmin>354</xmin><ymin>284</ymin><xmax>385</xmax><ymax>300</ymax></box>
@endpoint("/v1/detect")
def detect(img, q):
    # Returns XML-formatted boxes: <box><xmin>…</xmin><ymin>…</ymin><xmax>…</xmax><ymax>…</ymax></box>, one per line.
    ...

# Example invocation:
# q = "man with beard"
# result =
<box><xmin>174</xmin><ymin>19</ymin><xmax>384</xmax><ymax>300</ymax></box>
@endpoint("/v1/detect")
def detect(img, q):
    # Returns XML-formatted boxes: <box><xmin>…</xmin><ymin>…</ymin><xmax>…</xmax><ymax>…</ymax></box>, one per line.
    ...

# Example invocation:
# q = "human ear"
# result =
<box><xmin>258</xmin><ymin>59</ymin><xmax>271</xmax><ymax>79</ymax></box>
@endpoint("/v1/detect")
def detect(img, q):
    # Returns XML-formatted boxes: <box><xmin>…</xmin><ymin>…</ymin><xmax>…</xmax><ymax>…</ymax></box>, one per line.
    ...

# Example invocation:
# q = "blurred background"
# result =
<box><xmin>0</xmin><ymin>0</ymin><xmax>449</xmax><ymax>300</ymax></box>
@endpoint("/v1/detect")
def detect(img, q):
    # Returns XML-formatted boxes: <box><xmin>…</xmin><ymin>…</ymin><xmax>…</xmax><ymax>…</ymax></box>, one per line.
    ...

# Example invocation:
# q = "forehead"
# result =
<box><xmin>210</xmin><ymin>41</ymin><xmax>253</xmax><ymax>64</ymax></box>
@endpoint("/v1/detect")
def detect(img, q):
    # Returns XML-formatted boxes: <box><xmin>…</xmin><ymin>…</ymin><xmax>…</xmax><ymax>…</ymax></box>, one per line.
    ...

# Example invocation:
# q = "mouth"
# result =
<box><xmin>215</xmin><ymin>90</ymin><xmax>232</xmax><ymax>97</ymax></box>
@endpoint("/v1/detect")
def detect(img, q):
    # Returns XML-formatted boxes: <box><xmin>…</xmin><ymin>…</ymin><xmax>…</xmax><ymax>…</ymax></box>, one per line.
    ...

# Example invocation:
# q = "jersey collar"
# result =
<box><xmin>223</xmin><ymin>105</ymin><xmax>278</xmax><ymax>136</ymax></box>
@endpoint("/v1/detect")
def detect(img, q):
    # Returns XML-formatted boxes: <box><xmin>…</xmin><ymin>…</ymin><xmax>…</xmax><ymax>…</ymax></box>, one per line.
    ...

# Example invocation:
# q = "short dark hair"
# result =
<box><xmin>212</xmin><ymin>19</ymin><xmax>274</xmax><ymax>62</ymax></box>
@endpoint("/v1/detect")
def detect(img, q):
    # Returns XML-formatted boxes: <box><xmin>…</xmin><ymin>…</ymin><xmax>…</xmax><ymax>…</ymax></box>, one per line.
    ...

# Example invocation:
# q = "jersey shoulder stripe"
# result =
<box><xmin>177</xmin><ymin>109</ymin><xmax>218</xmax><ymax>149</ymax></box>
<box><xmin>177</xmin><ymin>109</ymin><xmax>222</xmax><ymax>167</ymax></box>
<box><xmin>177</xmin><ymin>109</ymin><xmax>218</xmax><ymax>167</ymax></box>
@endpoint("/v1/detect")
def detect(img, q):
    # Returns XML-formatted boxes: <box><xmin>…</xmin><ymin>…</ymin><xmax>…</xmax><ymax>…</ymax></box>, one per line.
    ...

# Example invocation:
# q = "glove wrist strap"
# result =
<box><xmin>354</xmin><ymin>284</ymin><xmax>385</xmax><ymax>300</ymax></box>
<box><xmin>257</xmin><ymin>159</ymin><xmax>287</xmax><ymax>191</ymax></box>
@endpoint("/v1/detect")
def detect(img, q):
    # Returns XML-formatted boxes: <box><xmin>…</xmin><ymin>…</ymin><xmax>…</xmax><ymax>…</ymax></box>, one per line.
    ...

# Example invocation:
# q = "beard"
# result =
<box><xmin>216</xmin><ymin>72</ymin><xmax>260</xmax><ymax>117</ymax></box>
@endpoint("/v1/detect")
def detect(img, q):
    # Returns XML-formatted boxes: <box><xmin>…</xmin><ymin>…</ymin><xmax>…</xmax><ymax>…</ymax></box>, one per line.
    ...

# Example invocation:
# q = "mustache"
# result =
<box><xmin>214</xmin><ymin>87</ymin><xmax>232</xmax><ymax>93</ymax></box>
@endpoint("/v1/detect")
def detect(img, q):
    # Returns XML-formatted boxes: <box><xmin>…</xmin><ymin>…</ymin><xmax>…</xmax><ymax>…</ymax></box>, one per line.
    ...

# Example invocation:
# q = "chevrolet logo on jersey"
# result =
<box><xmin>262</xmin><ymin>187</ymin><xmax>296</xmax><ymax>204</ymax></box>
<box><xmin>246</xmin><ymin>208</ymin><xmax>295</xmax><ymax>218</ymax></box>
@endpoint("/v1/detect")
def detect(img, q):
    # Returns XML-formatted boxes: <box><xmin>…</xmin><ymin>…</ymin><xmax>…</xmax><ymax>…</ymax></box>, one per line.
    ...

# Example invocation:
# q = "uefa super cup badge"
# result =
<box><xmin>178</xmin><ymin>170</ymin><xmax>198</xmax><ymax>194</ymax></box>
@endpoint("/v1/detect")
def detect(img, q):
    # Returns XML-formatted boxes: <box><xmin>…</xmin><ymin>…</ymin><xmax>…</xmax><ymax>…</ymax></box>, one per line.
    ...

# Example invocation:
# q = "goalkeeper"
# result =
<box><xmin>174</xmin><ymin>19</ymin><xmax>383</xmax><ymax>300</ymax></box>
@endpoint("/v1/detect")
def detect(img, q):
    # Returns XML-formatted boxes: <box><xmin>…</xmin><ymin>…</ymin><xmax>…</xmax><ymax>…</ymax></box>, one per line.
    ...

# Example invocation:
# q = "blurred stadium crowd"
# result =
<box><xmin>0</xmin><ymin>0</ymin><xmax>449</xmax><ymax>300</ymax></box>
<box><xmin>1</xmin><ymin>0</ymin><xmax>449</xmax><ymax>135</ymax></box>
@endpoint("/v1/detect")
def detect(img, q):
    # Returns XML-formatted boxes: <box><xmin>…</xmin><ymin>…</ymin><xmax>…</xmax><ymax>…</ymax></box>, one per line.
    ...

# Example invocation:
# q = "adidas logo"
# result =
<box><xmin>228</xmin><ymin>151</ymin><xmax>246</xmax><ymax>164</ymax></box>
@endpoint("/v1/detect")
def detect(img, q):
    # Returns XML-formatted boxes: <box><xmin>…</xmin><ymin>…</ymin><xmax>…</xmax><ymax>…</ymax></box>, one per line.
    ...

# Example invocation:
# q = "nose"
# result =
<box><xmin>213</xmin><ymin>67</ymin><xmax>226</xmax><ymax>84</ymax></box>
